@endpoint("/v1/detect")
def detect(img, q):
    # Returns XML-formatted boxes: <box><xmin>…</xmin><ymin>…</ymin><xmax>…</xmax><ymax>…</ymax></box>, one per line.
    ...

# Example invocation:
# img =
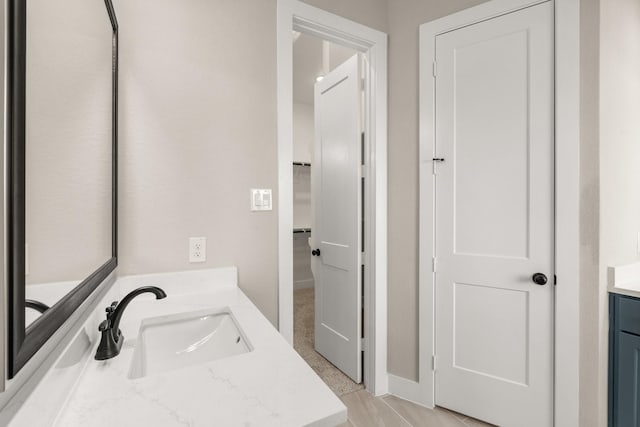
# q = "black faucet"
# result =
<box><xmin>25</xmin><ymin>299</ymin><xmax>50</xmax><ymax>314</ymax></box>
<box><xmin>95</xmin><ymin>286</ymin><xmax>167</xmax><ymax>360</ymax></box>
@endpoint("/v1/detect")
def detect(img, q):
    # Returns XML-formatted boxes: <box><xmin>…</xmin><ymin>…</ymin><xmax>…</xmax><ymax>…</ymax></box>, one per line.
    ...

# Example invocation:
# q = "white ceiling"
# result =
<box><xmin>293</xmin><ymin>32</ymin><xmax>357</xmax><ymax>105</ymax></box>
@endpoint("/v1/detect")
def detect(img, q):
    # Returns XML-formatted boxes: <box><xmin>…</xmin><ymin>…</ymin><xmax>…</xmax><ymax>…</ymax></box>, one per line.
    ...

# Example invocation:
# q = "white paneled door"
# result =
<box><xmin>433</xmin><ymin>3</ymin><xmax>554</xmax><ymax>426</ymax></box>
<box><xmin>312</xmin><ymin>54</ymin><xmax>362</xmax><ymax>384</ymax></box>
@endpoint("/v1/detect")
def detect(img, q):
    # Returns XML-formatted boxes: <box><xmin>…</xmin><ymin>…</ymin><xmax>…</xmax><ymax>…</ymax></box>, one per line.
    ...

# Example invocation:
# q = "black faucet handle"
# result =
<box><xmin>98</xmin><ymin>319</ymin><xmax>110</xmax><ymax>332</ymax></box>
<box><xmin>105</xmin><ymin>301</ymin><xmax>118</xmax><ymax>314</ymax></box>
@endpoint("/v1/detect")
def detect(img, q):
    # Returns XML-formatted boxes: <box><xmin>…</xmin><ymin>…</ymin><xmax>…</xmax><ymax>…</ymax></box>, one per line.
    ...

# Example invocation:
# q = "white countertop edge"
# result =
<box><xmin>608</xmin><ymin>261</ymin><xmax>640</xmax><ymax>286</ymax></box>
<box><xmin>608</xmin><ymin>261</ymin><xmax>640</xmax><ymax>298</ymax></box>
<box><xmin>608</xmin><ymin>285</ymin><xmax>640</xmax><ymax>300</ymax></box>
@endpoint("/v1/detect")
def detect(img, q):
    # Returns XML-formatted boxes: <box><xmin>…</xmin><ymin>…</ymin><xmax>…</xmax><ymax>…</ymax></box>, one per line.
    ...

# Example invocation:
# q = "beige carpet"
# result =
<box><xmin>294</xmin><ymin>287</ymin><xmax>364</xmax><ymax>396</ymax></box>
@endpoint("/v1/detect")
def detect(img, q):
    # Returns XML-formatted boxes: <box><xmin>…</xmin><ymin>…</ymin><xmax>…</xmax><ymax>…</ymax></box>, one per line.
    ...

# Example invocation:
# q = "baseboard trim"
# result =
<box><xmin>293</xmin><ymin>279</ymin><xmax>314</xmax><ymax>290</ymax></box>
<box><xmin>387</xmin><ymin>374</ymin><xmax>432</xmax><ymax>408</ymax></box>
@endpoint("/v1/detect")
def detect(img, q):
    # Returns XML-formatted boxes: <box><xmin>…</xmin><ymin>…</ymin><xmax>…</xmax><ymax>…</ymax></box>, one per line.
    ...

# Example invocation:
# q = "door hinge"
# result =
<box><xmin>432</xmin><ymin>257</ymin><xmax>437</xmax><ymax>273</ymax></box>
<box><xmin>361</xmin><ymin>164</ymin><xmax>366</xmax><ymax>178</ymax></box>
<box><xmin>361</xmin><ymin>78</ymin><xmax>366</xmax><ymax>91</ymax></box>
<box><xmin>432</xmin><ymin>157</ymin><xmax>445</xmax><ymax>175</ymax></box>
<box><xmin>432</xmin><ymin>355</ymin><xmax>437</xmax><ymax>371</ymax></box>
<box><xmin>361</xmin><ymin>337</ymin><xmax>366</xmax><ymax>350</ymax></box>
<box><xmin>432</xmin><ymin>61</ymin><xmax>437</xmax><ymax>78</ymax></box>
<box><xmin>554</xmin><ymin>274</ymin><xmax>557</xmax><ymax>285</ymax></box>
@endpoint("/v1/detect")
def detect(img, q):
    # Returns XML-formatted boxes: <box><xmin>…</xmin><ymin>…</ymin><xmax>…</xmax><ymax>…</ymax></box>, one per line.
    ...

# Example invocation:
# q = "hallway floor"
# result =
<box><xmin>293</xmin><ymin>287</ymin><xmax>364</xmax><ymax>396</ymax></box>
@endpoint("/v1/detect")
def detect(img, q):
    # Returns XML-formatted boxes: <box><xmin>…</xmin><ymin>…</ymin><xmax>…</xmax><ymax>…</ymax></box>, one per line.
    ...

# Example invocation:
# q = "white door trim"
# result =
<box><xmin>276</xmin><ymin>0</ymin><xmax>389</xmax><ymax>395</ymax></box>
<box><xmin>415</xmin><ymin>0</ymin><xmax>580</xmax><ymax>425</ymax></box>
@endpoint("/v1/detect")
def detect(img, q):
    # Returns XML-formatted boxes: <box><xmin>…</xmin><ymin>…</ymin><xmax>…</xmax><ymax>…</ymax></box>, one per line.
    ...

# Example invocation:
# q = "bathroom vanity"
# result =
<box><xmin>609</xmin><ymin>293</ymin><xmax>640</xmax><ymax>427</ymax></box>
<box><xmin>10</xmin><ymin>268</ymin><xmax>346</xmax><ymax>426</ymax></box>
<box><xmin>608</xmin><ymin>262</ymin><xmax>640</xmax><ymax>427</ymax></box>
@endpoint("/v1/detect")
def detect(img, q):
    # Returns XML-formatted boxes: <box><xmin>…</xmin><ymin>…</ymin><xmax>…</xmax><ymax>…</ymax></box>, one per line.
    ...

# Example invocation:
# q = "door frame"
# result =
<box><xmin>276</xmin><ymin>0</ymin><xmax>389</xmax><ymax>395</ymax></box>
<box><xmin>414</xmin><ymin>0</ymin><xmax>580</xmax><ymax>425</ymax></box>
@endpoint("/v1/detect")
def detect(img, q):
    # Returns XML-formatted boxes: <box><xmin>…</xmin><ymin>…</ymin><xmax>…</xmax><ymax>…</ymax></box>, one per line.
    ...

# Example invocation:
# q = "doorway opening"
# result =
<box><xmin>277</xmin><ymin>0</ymin><xmax>389</xmax><ymax>396</ymax></box>
<box><xmin>291</xmin><ymin>31</ymin><xmax>364</xmax><ymax>396</ymax></box>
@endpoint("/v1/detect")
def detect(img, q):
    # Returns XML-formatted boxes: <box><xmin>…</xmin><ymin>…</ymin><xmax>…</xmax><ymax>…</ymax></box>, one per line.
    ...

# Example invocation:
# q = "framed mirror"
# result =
<box><xmin>6</xmin><ymin>0</ymin><xmax>118</xmax><ymax>377</ymax></box>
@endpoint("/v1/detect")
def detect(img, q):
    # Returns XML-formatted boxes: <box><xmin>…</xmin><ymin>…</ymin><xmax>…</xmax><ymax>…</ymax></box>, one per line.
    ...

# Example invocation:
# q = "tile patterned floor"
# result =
<box><xmin>339</xmin><ymin>390</ymin><xmax>495</xmax><ymax>427</ymax></box>
<box><xmin>293</xmin><ymin>287</ymin><xmax>495</xmax><ymax>426</ymax></box>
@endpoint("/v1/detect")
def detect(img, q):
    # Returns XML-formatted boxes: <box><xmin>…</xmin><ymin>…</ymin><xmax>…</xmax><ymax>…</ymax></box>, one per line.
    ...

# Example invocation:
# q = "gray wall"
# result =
<box><xmin>302</xmin><ymin>0</ymin><xmax>388</xmax><ymax>33</ymax></box>
<box><xmin>114</xmin><ymin>0</ymin><xmax>280</xmax><ymax>323</ymax></box>
<box><xmin>386</xmin><ymin>0</ymin><xmax>489</xmax><ymax>381</ymax></box>
<box><xmin>113</xmin><ymin>0</ymin><xmax>387</xmax><ymax>328</ymax></box>
<box><xmin>579</xmin><ymin>0</ymin><xmax>601</xmax><ymax>425</ymax></box>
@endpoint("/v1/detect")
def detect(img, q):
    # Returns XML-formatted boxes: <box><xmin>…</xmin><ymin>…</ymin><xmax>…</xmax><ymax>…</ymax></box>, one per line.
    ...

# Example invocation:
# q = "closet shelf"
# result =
<box><xmin>293</xmin><ymin>228</ymin><xmax>312</xmax><ymax>234</ymax></box>
<box><xmin>293</xmin><ymin>162</ymin><xmax>311</xmax><ymax>167</ymax></box>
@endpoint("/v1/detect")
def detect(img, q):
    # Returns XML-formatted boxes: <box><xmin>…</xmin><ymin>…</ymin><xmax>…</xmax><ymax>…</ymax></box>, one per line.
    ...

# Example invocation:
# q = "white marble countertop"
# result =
<box><xmin>53</xmin><ymin>269</ymin><xmax>346</xmax><ymax>427</ymax></box>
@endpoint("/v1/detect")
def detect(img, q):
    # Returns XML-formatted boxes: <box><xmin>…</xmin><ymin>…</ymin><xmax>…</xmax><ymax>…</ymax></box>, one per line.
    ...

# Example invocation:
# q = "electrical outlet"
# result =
<box><xmin>189</xmin><ymin>237</ymin><xmax>206</xmax><ymax>263</ymax></box>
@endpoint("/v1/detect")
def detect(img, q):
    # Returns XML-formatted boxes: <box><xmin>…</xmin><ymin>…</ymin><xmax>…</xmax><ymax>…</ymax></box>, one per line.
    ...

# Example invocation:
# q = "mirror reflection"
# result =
<box><xmin>24</xmin><ymin>0</ymin><xmax>113</xmax><ymax>326</ymax></box>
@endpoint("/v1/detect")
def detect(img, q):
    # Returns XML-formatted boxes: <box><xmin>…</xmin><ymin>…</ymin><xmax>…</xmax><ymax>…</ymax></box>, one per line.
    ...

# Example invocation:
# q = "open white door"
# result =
<box><xmin>312</xmin><ymin>54</ymin><xmax>362</xmax><ymax>384</ymax></box>
<box><xmin>433</xmin><ymin>2</ymin><xmax>554</xmax><ymax>426</ymax></box>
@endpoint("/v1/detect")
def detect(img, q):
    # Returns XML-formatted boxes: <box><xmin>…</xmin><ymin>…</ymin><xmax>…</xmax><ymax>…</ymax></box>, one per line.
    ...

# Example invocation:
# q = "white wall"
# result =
<box><xmin>293</xmin><ymin>167</ymin><xmax>311</xmax><ymax>229</ymax></box>
<box><xmin>600</xmin><ymin>0</ymin><xmax>640</xmax><ymax>270</ymax></box>
<box><xmin>292</xmin><ymin>104</ymin><xmax>313</xmax><ymax>288</ymax></box>
<box><xmin>293</xmin><ymin>102</ymin><xmax>314</xmax><ymax>164</ymax></box>
<box><xmin>293</xmin><ymin>101</ymin><xmax>313</xmax><ymax>231</ymax></box>
<box><xmin>293</xmin><ymin>233</ymin><xmax>313</xmax><ymax>288</ymax></box>
<box><xmin>591</xmin><ymin>0</ymin><xmax>640</xmax><ymax>424</ymax></box>
<box><xmin>574</xmin><ymin>1</ymin><xmax>640</xmax><ymax>424</ymax></box>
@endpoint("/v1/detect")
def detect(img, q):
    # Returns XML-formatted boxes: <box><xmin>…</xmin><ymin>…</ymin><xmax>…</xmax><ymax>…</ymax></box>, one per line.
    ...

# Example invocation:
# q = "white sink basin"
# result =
<box><xmin>128</xmin><ymin>308</ymin><xmax>252</xmax><ymax>379</ymax></box>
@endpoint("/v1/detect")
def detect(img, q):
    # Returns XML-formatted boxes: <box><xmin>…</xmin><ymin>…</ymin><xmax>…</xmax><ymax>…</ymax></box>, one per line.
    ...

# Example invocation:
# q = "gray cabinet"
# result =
<box><xmin>610</xmin><ymin>293</ymin><xmax>640</xmax><ymax>427</ymax></box>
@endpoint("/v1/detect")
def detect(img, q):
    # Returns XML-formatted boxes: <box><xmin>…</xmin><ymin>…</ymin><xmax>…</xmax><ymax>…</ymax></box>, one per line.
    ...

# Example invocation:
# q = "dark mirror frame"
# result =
<box><xmin>6</xmin><ymin>0</ymin><xmax>118</xmax><ymax>378</ymax></box>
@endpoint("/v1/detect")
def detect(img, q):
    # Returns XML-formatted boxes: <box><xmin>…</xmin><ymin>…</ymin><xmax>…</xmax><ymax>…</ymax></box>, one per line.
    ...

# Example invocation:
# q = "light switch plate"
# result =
<box><xmin>251</xmin><ymin>189</ymin><xmax>273</xmax><ymax>211</ymax></box>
